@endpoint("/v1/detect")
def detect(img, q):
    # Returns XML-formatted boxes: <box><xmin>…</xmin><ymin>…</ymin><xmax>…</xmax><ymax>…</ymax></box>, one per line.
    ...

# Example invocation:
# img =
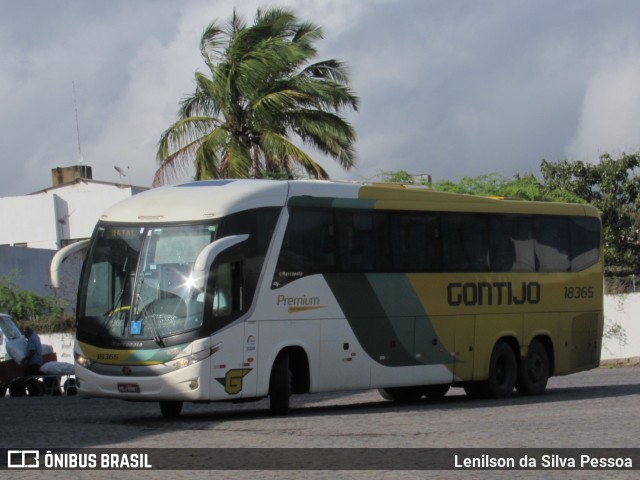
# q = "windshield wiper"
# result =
<box><xmin>137</xmin><ymin>294</ymin><xmax>165</xmax><ymax>348</ymax></box>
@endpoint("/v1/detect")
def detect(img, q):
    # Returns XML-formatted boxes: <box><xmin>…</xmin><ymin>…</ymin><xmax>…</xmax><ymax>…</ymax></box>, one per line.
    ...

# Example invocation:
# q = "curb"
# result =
<box><xmin>599</xmin><ymin>356</ymin><xmax>640</xmax><ymax>368</ymax></box>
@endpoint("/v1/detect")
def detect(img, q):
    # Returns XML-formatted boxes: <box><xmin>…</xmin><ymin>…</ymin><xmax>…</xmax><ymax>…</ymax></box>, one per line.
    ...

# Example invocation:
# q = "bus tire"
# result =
<box><xmin>516</xmin><ymin>339</ymin><xmax>549</xmax><ymax>396</ymax></box>
<box><xmin>422</xmin><ymin>384</ymin><xmax>450</xmax><ymax>400</ymax></box>
<box><xmin>159</xmin><ymin>401</ymin><xmax>183</xmax><ymax>418</ymax></box>
<box><xmin>269</xmin><ymin>352</ymin><xmax>291</xmax><ymax>415</ymax></box>
<box><xmin>486</xmin><ymin>341</ymin><xmax>517</xmax><ymax>398</ymax></box>
<box><xmin>378</xmin><ymin>386</ymin><xmax>423</xmax><ymax>402</ymax></box>
<box><xmin>463</xmin><ymin>382</ymin><xmax>487</xmax><ymax>399</ymax></box>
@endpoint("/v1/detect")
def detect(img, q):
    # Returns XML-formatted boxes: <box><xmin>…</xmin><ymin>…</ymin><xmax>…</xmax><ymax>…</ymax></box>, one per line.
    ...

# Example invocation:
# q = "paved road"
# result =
<box><xmin>2</xmin><ymin>367</ymin><xmax>639</xmax><ymax>479</ymax></box>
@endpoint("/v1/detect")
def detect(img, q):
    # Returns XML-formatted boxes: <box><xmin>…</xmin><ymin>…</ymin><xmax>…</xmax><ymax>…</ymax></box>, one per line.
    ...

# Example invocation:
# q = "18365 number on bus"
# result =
<box><xmin>564</xmin><ymin>286</ymin><xmax>595</xmax><ymax>299</ymax></box>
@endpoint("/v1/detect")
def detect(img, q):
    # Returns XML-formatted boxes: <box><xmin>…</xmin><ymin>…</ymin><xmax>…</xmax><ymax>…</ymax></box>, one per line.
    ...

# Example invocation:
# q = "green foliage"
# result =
<box><xmin>377</xmin><ymin>170</ymin><xmax>419</xmax><ymax>184</ymax></box>
<box><xmin>432</xmin><ymin>173</ymin><xmax>581</xmax><ymax>202</ymax></box>
<box><xmin>540</xmin><ymin>153</ymin><xmax>640</xmax><ymax>271</ymax></box>
<box><xmin>0</xmin><ymin>276</ymin><xmax>73</xmax><ymax>333</ymax></box>
<box><xmin>155</xmin><ymin>7</ymin><xmax>358</xmax><ymax>185</ymax></box>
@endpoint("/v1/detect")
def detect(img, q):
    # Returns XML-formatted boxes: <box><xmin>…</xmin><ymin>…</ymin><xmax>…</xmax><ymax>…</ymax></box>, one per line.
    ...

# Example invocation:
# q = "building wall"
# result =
<box><xmin>0</xmin><ymin>179</ymin><xmax>145</xmax><ymax>310</ymax></box>
<box><xmin>0</xmin><ymin>195</ymin><xmax>59</xmax><ymax>248</ymax></box>
<box><xmin>0</xmin><ymin>246</ymin><xmax>55</xmax><ymax>295</ymax></box>
<box><xmin>1</xmin><ymin>181</ymin><xmax>145</xmax><ymax>250</ymax></box>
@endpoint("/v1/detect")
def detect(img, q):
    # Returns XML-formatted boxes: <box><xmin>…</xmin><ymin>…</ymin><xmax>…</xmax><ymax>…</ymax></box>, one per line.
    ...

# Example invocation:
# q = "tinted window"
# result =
<box><xmin>571</xmin><ymin>217</ymin><xmax>601</xmax><ymax>271</ymax></box>
<box><xmin>490</xmin><ymin>216</ymin><xmax>535</xmax><ymax>272</ymax></box>
<box><xmin>534</xmin><ymin>217</ymin><xmax>571</xmax><ymax>272</ymax></box>
<box><xmin>273</xmin><ymin>206</ymin><xmax>600</xmax><ymax>286</ymax></box>
<box><xmin>335</xmin><ymin>211</ymin><xmax>391</xmax><ymax>272</ymax></box>
<box><xmin>391</xmin><ymin>212</ymin><xmax>441</xmax><ymax>272</ymax></box>
<box><xmin>442</xmin><ymin>214</ymin><xmax>489</xmax><ymax>272</ymax></box>
<box><xmin>274</xmin><ymin>209</ymin><xmax>335</xmax><ymax>286</ymax></box>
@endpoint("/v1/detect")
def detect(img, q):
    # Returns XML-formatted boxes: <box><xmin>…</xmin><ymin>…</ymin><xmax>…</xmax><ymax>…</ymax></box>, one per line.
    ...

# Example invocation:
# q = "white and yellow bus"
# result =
<box><xmin>51</xmin><ymin>180</ymin><xmax>603</xmax><ymax>417</ymax></box>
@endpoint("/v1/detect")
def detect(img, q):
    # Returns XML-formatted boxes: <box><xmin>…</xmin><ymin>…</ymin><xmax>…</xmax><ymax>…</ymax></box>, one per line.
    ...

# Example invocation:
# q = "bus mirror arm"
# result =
<box><xmin>192</xmin><ymin>234</ymin><xmax>249</xmax><ymax>292</ymax></box>
<box><xmin>50</xmin><ymin>239</ymin><xmax>91</xmax><ymax>289</ymax></box>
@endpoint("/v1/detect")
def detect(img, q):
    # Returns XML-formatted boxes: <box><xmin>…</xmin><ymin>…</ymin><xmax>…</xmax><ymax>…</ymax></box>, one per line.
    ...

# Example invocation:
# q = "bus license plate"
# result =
<box><xmin>117</xmin><ymin>383</ymin><xmax>140</xmax><ymax>393</ymax></box>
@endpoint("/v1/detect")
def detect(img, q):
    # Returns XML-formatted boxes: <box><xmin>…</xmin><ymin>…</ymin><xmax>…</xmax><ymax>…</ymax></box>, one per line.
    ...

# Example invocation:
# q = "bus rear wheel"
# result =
<box><xmin>463</xmin><ymin>382</ymin><xmax>487</xmax><ymax>399</ymax></box>
<box><xmin>422</xmin><ymin>384</ymin><xmax>450</xmax><ymax>400</ymax></box>
<box><xmin>485</xmin><ymin>341</ymin><xmax>517</xmax><ymax>398</ymax></box>
<box><xmin>378</xmin><ymin>386</ymin><xmax>423</xmax><ymax>402</ymax></box>
<box><xmin>159</xmin><ymin>401</ymin><xmax>183</xmax><ymax>418</ymax></box>
<box><xmin>269</xmin><ymin>352</ymin><xmax>291</xmax><ymax>415</ymax></box>
<box><xmin>516</xmin><ymin>339</ymin><xmax>549</xmax><ymax>396</ymax></box>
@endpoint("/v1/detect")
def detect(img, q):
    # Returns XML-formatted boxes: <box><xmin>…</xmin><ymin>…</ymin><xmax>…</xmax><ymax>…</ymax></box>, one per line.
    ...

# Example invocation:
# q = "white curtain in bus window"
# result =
<box><xmin>570</xmin><ymin>217</ymin><xmax>600</xmax><ymax>271</ymax></box>
<box><xmin>489</xmin><ymin>216</ymin><xmax>535</xmax><ymax>272</ymax></box>
<box><xmin>534</xmin><ymin>217</ymin><xmax>571</xmax><ymax>272</ymax></box>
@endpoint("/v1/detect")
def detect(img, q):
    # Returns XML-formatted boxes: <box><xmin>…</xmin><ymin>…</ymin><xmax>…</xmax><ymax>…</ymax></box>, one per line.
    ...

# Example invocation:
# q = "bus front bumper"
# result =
<box><xmin>74</xmin><ymin>361</ymin><xmax>209</xmax><ymax>402</ymax></box>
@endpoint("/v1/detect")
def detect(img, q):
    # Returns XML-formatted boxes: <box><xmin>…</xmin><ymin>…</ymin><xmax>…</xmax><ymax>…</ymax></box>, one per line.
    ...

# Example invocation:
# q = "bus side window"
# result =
<box><xmin>571</xmin><ymin>217</ymin><xmax>600</xmax><ymax>271</ymax></box>
<box><xmin>442</xmin><ymin>214</ymin><xmax>489</xmax><ymax>272</ymax></box>
<box><xmin>209</xmin><ymin>261</ymin><xmax>244</xmax><ymax>319</ymax></box>
<box><xmin>490</xmin><ymin>216</ymin><xmax>535</xmax><ymax>273</ymax></box>
<box><xmin>534</xmin><ymin>217</ymin><xmax>571</xmax><ymax>272</ymax></box>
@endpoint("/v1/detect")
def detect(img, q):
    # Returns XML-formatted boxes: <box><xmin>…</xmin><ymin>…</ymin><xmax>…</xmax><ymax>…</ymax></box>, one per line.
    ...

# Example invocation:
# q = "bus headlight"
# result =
<box><xmin>75</xmin><ymin>353</ymin><xmax>94</xmax><ymax>368</ymax></box>
<box><xmin>164</xmin><ymin>346</ymin><xmax>216</xmax><ymax>370</ymax></box>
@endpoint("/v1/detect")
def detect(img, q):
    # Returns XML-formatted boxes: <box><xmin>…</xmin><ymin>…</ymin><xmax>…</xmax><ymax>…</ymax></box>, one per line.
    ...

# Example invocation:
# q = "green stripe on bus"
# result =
<box><xmin>288</xmin><ymin>196</ymin><xmax>377</xmax><ymax>209</ymax></box>
<box><xmin>367</xmin><ymin>274</ymin><xmax>454</xmax><ymax>365</ymax></box>
<box><xmin>324</xmin><ymin>273</ymin><xmax>453</xmax><ymax>367</ymax></box>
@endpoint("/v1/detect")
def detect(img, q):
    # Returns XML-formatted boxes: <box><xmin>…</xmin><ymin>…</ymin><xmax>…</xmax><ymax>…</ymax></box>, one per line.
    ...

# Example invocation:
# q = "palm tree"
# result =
<box><xmin>154</xmin><ymin>7</ymin><xmax>359</xmax><ymax>186</ymax></box>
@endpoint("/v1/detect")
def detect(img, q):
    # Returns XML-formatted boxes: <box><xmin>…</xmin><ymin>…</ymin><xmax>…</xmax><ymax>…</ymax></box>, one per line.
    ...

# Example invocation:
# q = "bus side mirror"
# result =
<box><xmin>50</xmin><ymin>239</ymin><xmax>91</xmax><ymax>288</ymax></box>
<box><xmin>192</xmin><ymin>234</ymin><xmax>249</xmax><ymax>292</ymax></box>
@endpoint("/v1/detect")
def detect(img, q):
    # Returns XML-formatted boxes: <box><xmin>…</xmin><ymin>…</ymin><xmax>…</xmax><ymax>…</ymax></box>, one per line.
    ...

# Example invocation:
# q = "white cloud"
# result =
<box><xmin>565</xmin><ymin>60</ymin><xmax>640</xmax><ymax>162</ymax></box>
<box><xmin>3</xmin><ymin>0</ymin><xmax>640</xmax><ymax>198</ymax></box>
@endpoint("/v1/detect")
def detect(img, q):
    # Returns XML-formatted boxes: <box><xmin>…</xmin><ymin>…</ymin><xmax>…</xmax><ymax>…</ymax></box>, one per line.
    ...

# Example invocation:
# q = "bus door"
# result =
<box><xmin>207</xmin><ymin>260</ymin><xmax>250</xmax><ymax>400</ymax></box>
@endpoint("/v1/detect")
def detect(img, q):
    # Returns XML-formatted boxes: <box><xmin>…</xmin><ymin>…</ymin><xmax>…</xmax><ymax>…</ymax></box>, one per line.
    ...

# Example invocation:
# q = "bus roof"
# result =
<box><xmin>98</xmin><ymin>179</ymin><xmax>599</xmax><ymax>223</ymax></box>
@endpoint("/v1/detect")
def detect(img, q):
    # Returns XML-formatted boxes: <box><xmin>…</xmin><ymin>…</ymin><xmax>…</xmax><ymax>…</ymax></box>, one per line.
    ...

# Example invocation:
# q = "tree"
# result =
<box><xmin>154</xmin><ymin>7</ymin><xmax>359</xmax><ymax>186</ymax></box>
<box><xmin>540</xmin><ymin>153</ymin><xmax>640</xmax><ymax>271</ymax></box>
<box><xmin>377</xmin><ymin>170</ymin><xmax>580</xmax><ymax>202</ymax></box>
<box><xmin>0</xmin><ymin>276</ymin><xmax>72</xmax><ymax>332</ymax></box>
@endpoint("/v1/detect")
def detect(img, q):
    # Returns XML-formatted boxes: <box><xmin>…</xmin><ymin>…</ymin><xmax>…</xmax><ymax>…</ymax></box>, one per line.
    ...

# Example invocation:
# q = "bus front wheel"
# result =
<box><xmin>269</xmin><ymin>352</ymin><xmax>291</xmax><ymax>415</ymax></box>
<box><xmin>516</xmin><ymin>339</ymin><xmax>549</xmax><ymax>396</ymax></box>
<box><xmin>486</xmin><ymin>341</ymin><xmax>517</xmax><ymax>398</ymax></box>
<box><xmin>159</xmin><ymin>401</ymin><xmax>183</xmax><ymax>418</ymax></box>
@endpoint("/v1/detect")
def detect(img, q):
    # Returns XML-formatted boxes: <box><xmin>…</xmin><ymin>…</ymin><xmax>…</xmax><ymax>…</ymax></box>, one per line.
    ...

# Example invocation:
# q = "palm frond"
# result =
<box><xmin>301</xmin><ymin>59</ymin><xmax>351</xmax><ymax>84</ymax></box>
<box><xmin>156</xmin><ymin>7</ymin><xmax>358</xmax><ymax>183</ymax></box>
<box><xmin>157</xmin><ymin>116</ymin><xmax>218</xmax><ymax>161</ymax></box>
<box><xmin>261</xmin><ymin>130</ymin><xmax>329</xmax><ymax>179</ymax></box>
<box><xmin>287</xmin><ymin>110</ymin><xmax>357</xmax><ymax>170</ymax></box>
<box><xmin>153</xmin><ymin>139</ymin><xmax>203</xmax><ymax>187</ymax></box>
<box><xmin>200</xmin><ymin>21</ymin><xmax>226</xmax><ymax>65</ymax></box>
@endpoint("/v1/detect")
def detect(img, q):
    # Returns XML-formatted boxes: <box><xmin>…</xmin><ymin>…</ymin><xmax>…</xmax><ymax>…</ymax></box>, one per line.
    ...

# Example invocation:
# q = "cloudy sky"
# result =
<box><xmin>2</xmin><ymin>0</ymin><xmax>640</xmax><ymax>196</ymax></box>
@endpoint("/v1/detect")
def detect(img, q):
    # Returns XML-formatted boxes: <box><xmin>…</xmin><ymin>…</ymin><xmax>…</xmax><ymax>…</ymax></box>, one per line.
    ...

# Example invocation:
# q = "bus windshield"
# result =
<box><xmin>78</xmin><ymin>223</ymin><xmax>218</xmax><ymax>343</ymax></box>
